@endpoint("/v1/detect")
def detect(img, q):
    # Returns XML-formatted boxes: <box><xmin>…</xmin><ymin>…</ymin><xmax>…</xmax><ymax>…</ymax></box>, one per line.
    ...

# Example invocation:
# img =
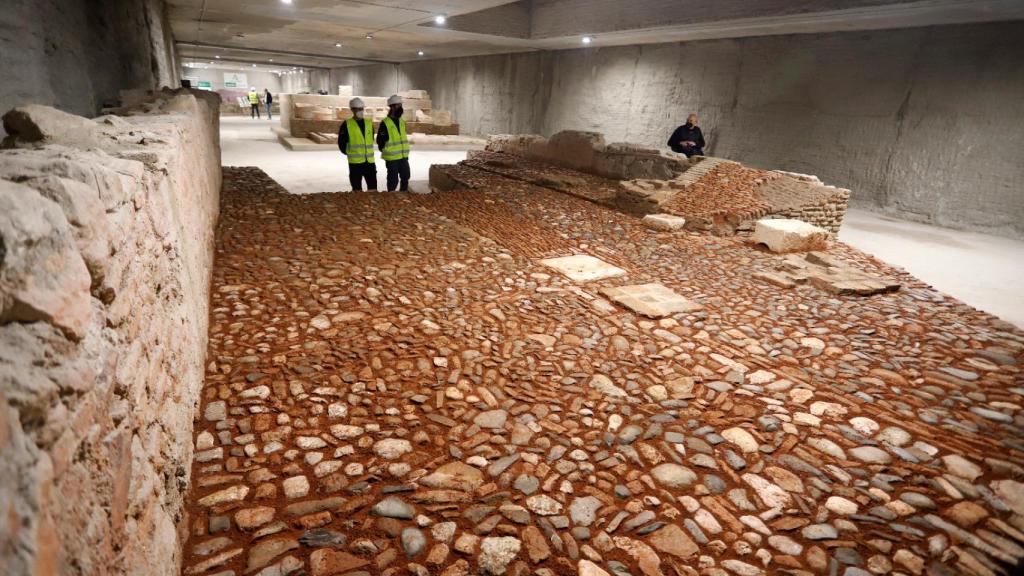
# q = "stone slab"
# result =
<box><xmin>751</xmin><ymin>218</ymin><xmax>830</xmax><ymax>253</ymax></box>
<box><xmin>600</xmin><ymin>283</ymin><xmax>702</xmax><ymax>317</ymax></box>
<box><xmin>540</xmin><ymin>255</ymin><xmax>627</xmax><ymax>282</ymax></box>
<box><xmin>642</xmin><ymin>213</ymin><xmax>687</xmax><ymax>231</ymax></box>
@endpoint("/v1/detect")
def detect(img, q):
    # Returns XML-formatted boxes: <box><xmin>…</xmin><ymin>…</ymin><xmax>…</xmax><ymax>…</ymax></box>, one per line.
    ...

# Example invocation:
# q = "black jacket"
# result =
<box><xmin>668</xmin><ymin>123</ymin><xmax>705</xmax><ymax>155</ymax></box>
<box><xmin>376</xmin><ymin>116</ymin><xmax>395</xmax><ymax>153</ymax></box>
<box><xmin>337</xmin><ymin>118</ymin><xmax>371</xmax><ymax>156</ymax></box>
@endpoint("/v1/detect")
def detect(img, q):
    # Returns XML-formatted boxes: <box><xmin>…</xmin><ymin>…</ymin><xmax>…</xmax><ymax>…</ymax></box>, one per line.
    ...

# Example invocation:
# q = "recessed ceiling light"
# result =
<box><xmin>582</xmin><ymin>36</ymin><xmax>593</xmax><ymax>44</ymax></box>
<box><xmin>434</xmin><ymin>15</ymin><xmax>446</xmax><ymax>24</ymax></box>
<box><xmin>268</xmin><ymin>58</ymin><xmax>274</xmax><ymax>62</ymax></box>
<box><xmin>365</xmin><ymin>33</ymin><xmax>374</xmax><ymax>40</ymax></box>
<box><xmin>335</xmin><ymin>42</ymin><xmax>342</xmax><ymax>47</ymax></box>
<box><xmin>252</xmin><ymin>63</ymin><xmax>257</xmax><ymax>67</ymax></box>
<box><xmin>417</xmin><ymin>50</ymin><xmax>424</xmax><ymax>56</ymax></box>
<box><xmin>281</xmin><ymin>0</ymin><xmax>292</xmax><ymax>4</ymax></box>
<box><xmin>215</xmin><ymin>55</ymin><xmax>221</xmax><ymax>59</ymax></box>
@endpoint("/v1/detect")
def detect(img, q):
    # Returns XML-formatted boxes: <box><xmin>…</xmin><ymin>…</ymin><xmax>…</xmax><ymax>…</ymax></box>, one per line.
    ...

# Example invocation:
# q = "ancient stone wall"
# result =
<box><xmin>486</xmin><ymin>131</ymin><xmax>696</xmax><ymax>181</ymax></box>
<box><xmin>0</xmin><ymin>89</ymin><xmax>221</xmax><ymax>575</ymax></box>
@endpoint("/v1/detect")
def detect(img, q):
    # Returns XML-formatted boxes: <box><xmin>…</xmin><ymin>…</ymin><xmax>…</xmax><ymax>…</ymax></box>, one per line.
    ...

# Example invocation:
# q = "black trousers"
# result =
<box><xmin>349</xmin><ymin>162</ymin><xmax>377</xmax><ymax>191</ymax></box>
<box><xmin>250</xmin><ymin>103</ymin><xmax>260</xmax><ymax>118</ymax></box>
<box><xmin>385</xmin><ymin>158</ymin><xmax>411</xmax><ymax>192</ymax></box>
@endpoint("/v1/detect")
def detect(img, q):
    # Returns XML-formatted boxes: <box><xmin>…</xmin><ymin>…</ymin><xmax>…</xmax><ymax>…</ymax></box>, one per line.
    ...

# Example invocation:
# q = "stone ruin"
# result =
<box><xmin>433</xmin><ymin>130</ymin><xmax>851</xmax><ymax>235</ymax></box>
<box><xmin>0</xmin><ymin>88</ymin><xmax>221</xmax><ymax>575</ymax></box>
<box><xmin>281</xmin><ymin>89</ymin><xmax>459</xmax><ymax>143</ymax></box>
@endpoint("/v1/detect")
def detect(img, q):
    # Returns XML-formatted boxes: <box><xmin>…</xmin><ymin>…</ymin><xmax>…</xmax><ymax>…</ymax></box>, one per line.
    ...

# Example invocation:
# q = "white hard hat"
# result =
<box><xmin>349</xmin><ymin>97</ymin><xmax>365</xmax><ymax>108</ymax></box>
<box><xmin>387</xmin><ymin>94</ymin><xmax>403</xmax><ymax>106</ymax></box>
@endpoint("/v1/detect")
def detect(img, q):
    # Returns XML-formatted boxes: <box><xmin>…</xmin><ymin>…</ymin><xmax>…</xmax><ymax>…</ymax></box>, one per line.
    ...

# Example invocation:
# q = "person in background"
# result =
<box><xmin>377</xmin><ymin>94</ymin><xmax>411</xmax><ymax>192</ymax></box>
<box><xmin>337</xmin><ymin>97</ymin><xmax>378</xmax><ymax>192</ymax></box>
<box><xmin>248</xmin><ymin>88</ymin><xmax>261</xmax><ymax>119</ymax></box>
<box><xmin>668</xmin><ymin>113</ymin><xmax>705</xmax><ymax>157</ymax></box>
<box><xmin>264</xmin><ymin>89</ymin><xmax>273</xmax><ymax>120</ymax></box>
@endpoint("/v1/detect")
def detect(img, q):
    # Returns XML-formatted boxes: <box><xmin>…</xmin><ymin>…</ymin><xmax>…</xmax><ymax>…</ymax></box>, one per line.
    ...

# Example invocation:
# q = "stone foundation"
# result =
<box><xmin>486</xmin><ymin>131</ymin><xmax>696</xmax><ymax>180</ymax></box>
<box><xmin>0</xmin><ymin>89</ymin><xmax>221</xmax><ymax>575</ymax></box>
<box><xmin>481</xmin><ymin>131</ymin><xmax>851</xmax><ymax>234</ymax></box>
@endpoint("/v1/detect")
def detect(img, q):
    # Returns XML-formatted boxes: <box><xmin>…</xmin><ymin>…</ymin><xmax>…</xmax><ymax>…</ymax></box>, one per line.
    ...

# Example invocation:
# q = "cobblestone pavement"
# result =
<box><xmin>182</xmin><ymin>167</ymin><xmax>1024</xmax><ymax>576</ymax></box>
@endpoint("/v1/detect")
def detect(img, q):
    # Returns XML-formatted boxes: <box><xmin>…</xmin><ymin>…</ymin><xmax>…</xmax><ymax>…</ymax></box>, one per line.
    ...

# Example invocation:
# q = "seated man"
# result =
<box><xmin>668</xmin><ymin>113</ymin><xmax>706</xmax><ymax>157</ymax></box>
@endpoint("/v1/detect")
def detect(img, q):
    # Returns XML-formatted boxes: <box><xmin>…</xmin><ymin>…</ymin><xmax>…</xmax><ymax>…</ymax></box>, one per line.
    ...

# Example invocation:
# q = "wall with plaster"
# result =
<box><xmin>334</xmin><ymin>21</ymin><xmax>1024</xmax><ymax>238</ymax></box>
<box><xmin>0</xmin><ymin>0</ymin><xmax>179</xmax><ymax>135</ymax></box>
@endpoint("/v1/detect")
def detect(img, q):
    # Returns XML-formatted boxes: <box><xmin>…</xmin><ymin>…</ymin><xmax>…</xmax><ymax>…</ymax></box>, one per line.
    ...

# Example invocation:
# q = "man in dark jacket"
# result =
<box><xmin>668</xmin><ymin>113</ymin><xmax>706</xmax><ymax>157</ymax></box>
<box><xmin>337</xmin><ymin>97</ymin><xmax>378</xmax><ymax>191</ymax></box>
<box><xmin>264</xmin><ymin>89</ymin><xmax>273</xmax><ymax>120</ymax></box>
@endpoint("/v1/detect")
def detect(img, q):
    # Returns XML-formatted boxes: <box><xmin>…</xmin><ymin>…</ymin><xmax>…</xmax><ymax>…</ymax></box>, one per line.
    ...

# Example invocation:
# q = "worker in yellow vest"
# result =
<box><xmin>336</xmin><ymin>98</ymin><xmax>378</xmax><ymax>191</ymax></box>
<box><xmin>377</xmin><ymin>94</ymin><xmax>411</xmax><ymax>191</ymax></box>
<box><xmin>247</xmin><ymin>88</ymin><xmax>261</xmax><ymax>119</ymax></box>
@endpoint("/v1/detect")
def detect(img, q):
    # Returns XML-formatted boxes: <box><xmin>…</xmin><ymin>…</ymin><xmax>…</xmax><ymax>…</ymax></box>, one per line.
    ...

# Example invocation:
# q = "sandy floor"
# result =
<box><xmin>219</xmin><ymin>115</ymin><xmax>1024</xmax><ymax>328</ymax></box>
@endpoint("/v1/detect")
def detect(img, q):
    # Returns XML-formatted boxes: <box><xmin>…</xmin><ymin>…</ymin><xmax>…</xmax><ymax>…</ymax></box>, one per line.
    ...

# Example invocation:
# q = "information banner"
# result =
<box><xmin>224</xmin><ymin>72</ymin><xmax>248</xmax><ymax>88</ymax></box>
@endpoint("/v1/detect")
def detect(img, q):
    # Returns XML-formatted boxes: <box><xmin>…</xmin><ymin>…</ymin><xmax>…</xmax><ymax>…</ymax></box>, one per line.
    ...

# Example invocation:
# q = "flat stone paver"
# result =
<box><xmin>180</xmin><ymin>166</ymin><xmax>1024</xmax><ymax>576</ymax></box>
<box><xmin>600</xmin><ymin>283</ymin><xmax>702</xmax><ymax>317</ymax></box>
<box><xmin>539</xmin><ymin>254</ymin><xmax>627</xmax><ymax>282</ymax></box>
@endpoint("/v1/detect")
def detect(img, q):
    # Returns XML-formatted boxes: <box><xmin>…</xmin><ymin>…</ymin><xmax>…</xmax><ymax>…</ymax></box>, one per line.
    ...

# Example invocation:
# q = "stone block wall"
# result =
<box><xmin>0</xmin><ymin>89</ymin><xmax>221</xmax><ymax>575</ymax></box>
<box><xmin>486</xmin><ymin>131</ymin><xmax>696</xmax><ymax>181</ymax></box>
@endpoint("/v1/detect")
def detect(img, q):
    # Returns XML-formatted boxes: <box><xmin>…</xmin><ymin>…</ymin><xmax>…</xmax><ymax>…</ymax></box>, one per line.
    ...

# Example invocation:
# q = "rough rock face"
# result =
<box><xmin>0</xmin><ymin>89</ymin><xmax>221</xmax><ymax>576</ymax></box>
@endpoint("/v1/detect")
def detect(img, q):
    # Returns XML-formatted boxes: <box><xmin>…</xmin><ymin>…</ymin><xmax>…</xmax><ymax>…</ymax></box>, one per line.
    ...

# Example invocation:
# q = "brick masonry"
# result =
<box><xmin>0</xmin><ymin>89</ymin><xmax>221</xmax><ymax>575</ymax></box>
<box><xmin>479</xmin><ymin>132</ymin><xmax>850</xmax><ymax>234</ymax></box>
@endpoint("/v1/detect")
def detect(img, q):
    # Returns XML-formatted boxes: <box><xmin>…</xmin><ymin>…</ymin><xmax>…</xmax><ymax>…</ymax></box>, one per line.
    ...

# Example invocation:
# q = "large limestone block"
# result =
<box><xmin>2</xmin><ymin>105</ymin><xmax>99</xmax><ymax>149</ymax></box>
<box><xmin>751</xmin><ymin>218</ymin><xmax>829</xmax><ymax>253</ymax></box>
<box><xmin>540</xmin><ymin>255</ymin><xmax>626</xmax><ymax>282</ymax></box>
<box><xmin>600</xmin><ymin>283</ymin><xmax>702</xmax><ymax>317</ymax></box>
<box><xmin>0</xmin><ymin>180</ymin><xmax>92</xmax><ymax>338</ymax></box>
<box><xmin>642</xmin><ymin>214</ymin><xmax>687</xmax><ymax>231</ymax></box>
<box><xmin>542</xmin><ymin>130</ymin><xmax>606</xmax><ymax>173</ymax></box>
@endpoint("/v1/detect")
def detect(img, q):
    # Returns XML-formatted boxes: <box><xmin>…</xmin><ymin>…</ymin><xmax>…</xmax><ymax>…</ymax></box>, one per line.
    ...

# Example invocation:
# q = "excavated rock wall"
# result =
<box><xmin>0</xmin><ymin>89</ymin><xmax>221</xmax><ymax>575</ymax></box>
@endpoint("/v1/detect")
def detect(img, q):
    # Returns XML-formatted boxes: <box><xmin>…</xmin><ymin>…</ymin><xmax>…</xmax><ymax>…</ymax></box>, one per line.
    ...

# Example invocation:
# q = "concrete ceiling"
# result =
<box><xmin>170</xmin><ymin>0</ymin><xmax>1024</xmax><ymax>69</ymax></box>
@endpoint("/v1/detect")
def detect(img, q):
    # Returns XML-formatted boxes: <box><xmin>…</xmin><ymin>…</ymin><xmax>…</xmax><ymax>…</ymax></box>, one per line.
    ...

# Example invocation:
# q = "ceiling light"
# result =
<box><xmin>281</xmin><ymin>0</ymin><xmax>292</xmax><ymax>4</ymax></box>
<box><xmin>434</xmin><ymin>15</ymin><xmax>446</xmax><ymax>24</ymax></box>
<box><xmin>252</xmin><ymin>63</ymin><xmax>257</xmax><ymax>67</ymax></box>
<box><xmin>582</xmin><ymin>36</ymin><xmax>593</xmax><ymax>44</ymax></box>
<box><xmin>335</xmin><ymin>42</ymin><xmax>342</xmax><ymax>47</ymax></box>
<box><xmin>268</xmin><ymin>58</ymin><xmax>274</xmax><ymax>62</ymax></box>
<box><xmin>417</xmin><ymin>50</ymin><xmax>424</xmax><ymax>56</ymax></box>
<box><xmin>215</xmin><ymin>55</ymin><xmax>221</xmax><ymax>59</ymax></box>
<box><xmin>365</xmin><ymin>33</ymin><xmax>373</xmax><ymax>40</ymax></box>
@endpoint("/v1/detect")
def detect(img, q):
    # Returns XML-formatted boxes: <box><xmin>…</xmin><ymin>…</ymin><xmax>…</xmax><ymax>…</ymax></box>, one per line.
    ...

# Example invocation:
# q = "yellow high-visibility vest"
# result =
<box><xmin>248</xmin><ymin>92</ymin><xmax>259</xmax><ymax>104</ymax></box>
<box><xmin>381</xmin><ymin>117</ymin><xmax>410</xmax><ymax>161</ymax></box>
<box><xmin>345</xmin><ymin>118</ymin><xmax>374</xmax><ymax>165</ymax></box>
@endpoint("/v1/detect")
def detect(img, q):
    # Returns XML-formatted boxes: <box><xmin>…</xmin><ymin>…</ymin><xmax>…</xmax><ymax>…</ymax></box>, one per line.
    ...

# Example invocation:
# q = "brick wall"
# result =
<box><xmin>0</xmin><ymin>89</ymin><xmax>221</xmax><ymax>575</ymax></box>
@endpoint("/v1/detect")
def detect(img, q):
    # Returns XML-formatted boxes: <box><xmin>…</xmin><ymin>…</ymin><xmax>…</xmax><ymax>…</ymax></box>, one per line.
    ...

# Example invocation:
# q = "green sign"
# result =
<box><xmin>225</xmin><ymin>82</ymin><xmax>236</xmax><ymax>88</ymax></box>
<box><xmin>198</xmin><ymin>81</ymin><xmax>212</xmax><ymax>88</ymax></box>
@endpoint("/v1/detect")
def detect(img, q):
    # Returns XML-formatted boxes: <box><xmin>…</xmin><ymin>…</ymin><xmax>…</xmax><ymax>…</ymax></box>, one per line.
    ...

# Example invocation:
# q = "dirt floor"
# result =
<box><xmin>180</xmin><ymin>166</ymin><xmax>1024</xmax><ymax>576</ymax></box>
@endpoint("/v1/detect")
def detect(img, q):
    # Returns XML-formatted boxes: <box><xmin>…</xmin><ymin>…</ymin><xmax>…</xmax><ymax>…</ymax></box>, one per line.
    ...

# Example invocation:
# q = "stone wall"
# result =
<box><xmin>486</xmin><ymin>131</ymin><xmax>696</xmax><ymax>181</ymax></box>
<box><xmin>0</xmin><ymin>0</ymin><xmax>179</xmax><ymax>137</ymax></box>
<box><xmin>0</xmin><ymin>89</ymin><xmax>221</xmax><ymax>575</ymax></box>
<box><xmin>334</xmin><ymin>21</ymin><xmax>1024</xmax><ymax>239</ymax></box>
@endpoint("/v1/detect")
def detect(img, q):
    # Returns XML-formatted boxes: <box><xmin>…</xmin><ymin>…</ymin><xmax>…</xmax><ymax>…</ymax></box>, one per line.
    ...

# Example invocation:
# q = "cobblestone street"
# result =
<box><xmin>182</xmin><ymin>167</ymin><xmax>1024</xmax><ymax>576</ymax></box>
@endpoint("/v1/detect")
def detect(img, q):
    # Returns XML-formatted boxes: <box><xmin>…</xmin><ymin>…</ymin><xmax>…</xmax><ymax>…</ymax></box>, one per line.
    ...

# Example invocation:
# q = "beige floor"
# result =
<box><xmin>221</xmin><ymin>115</ymin><xmax>1024</xmax><ymax>327</ymax></box>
